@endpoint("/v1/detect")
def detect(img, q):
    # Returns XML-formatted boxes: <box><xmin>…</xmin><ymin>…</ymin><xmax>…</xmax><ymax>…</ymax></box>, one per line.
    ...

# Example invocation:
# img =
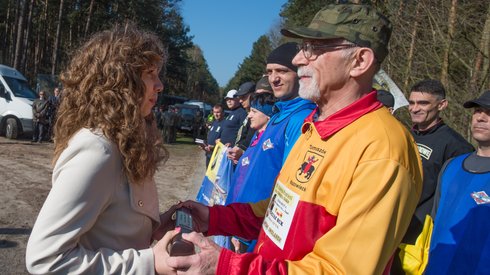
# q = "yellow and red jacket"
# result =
<box><xmin>208</xmin><ymin>91</ymin><xmax>423</xmax><ymax>275</ymax></box>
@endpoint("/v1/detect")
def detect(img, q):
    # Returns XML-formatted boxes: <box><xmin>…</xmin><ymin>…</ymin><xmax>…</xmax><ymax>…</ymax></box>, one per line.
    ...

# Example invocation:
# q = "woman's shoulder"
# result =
<box><xmin>70</xmin><ymin>128</ymin><xmax>114</xmax><ymax>150</ymax></box>
<box><xmin>58</xmin><ymin>128</ymin><xmax>120</xmax><ymax>165</ymax></box>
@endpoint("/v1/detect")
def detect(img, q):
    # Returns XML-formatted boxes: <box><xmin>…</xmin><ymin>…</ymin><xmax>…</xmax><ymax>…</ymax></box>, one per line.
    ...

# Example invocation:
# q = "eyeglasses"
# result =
<box><xmin>297</xmin><ymin>42</ymin><xmax>357</xmax><ymax>60</ymax></box>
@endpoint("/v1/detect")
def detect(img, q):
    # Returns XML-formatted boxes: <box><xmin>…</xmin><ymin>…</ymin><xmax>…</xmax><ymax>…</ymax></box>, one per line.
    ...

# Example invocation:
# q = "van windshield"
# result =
<box><xmin>3</xmin><ymin>76</ymin><xmax>37</xmax><ymax>100</ymax></box>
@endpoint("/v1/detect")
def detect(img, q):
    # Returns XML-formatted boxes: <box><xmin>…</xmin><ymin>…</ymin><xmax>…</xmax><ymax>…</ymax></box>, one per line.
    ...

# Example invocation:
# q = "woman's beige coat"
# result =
<box><xmin>26</xmin><ymin>128</ymin><xmax>161</xmax><ymax>274</ymax></box>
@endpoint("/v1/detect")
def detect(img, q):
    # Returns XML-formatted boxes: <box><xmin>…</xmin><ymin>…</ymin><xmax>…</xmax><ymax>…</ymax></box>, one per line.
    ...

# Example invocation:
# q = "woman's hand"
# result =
<box><xmin>153</xmin><ymin>229</ymin><xmax>180</xmax><ymax>275</ymax></box>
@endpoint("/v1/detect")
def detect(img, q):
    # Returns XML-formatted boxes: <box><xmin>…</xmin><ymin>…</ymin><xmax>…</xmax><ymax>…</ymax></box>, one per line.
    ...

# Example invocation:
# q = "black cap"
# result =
<box><xmin>266</xmin><ymin>42</ymin><xmax>298</xmax><ymax>72</ymax></box>
<box><xmin>463</xmin><ymin>90</ymin><xmax>490</xmax><ymax>109</ymax></box>
<box><xmin>235</xmin><ymin>81</ymin><xmax>256</xmax><ymax>97</ymax></box>
<box><xmin>255</xmin><ymin>75</ymin><xmax>272</xmax><ymax>93</ymax></box>
<box><xmin>377</xmin><ymin>90</ymin><xmax>394</xmax><ymax>108</ymax></box>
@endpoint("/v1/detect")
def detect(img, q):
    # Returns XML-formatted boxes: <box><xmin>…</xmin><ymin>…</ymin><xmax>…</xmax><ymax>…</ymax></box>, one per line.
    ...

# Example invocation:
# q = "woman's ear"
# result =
<box><xmin>349</xmin><ymin>48</ymin><xmax>376</xmax><ymax>78</ymax></box>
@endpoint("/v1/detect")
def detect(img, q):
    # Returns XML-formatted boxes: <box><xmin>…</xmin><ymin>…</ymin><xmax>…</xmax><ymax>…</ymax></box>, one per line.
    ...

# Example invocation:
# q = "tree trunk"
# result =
<box><xmin>13</xmin><ymin>0</ymin><xmax>26</xmax><ymax>70</ymax></box>
<box><xmin>21</xmin><ymin>0</ymin><xmax>35</xmax><ymax>73</ymax></box>
<box><xmin>35</xmin><ymin>0</ymin><xmax>48</xmax><ymax>80</ymax></box>
<box><xmin>403</xmin><ymin>1</ymin><xmax>422</xmax><ymax>92</ymax></box>
<box><xmin>52</xmin><ymin>0</ymin><xmax>64</xmax><ymax>76</ymax></box>
<box><xmin>2</xmin><ymin>0</ymin><xmax>13</xmax><ymax>63</ymax></box>
<box><xmin>8</xmin><ymin>0</ymin><xmax>20</xmax><ymax>66</ymax></box>
<box><xmin>85</xmin><ymin>0</ymin><xmax>95</xmax><ymax>37</ymax></box>
<box><xmin>440</xmin><ymin>0</ymin><xmax>458</xmax><ymax>87</ymax></box>
<box><xmin>470</xmin><ymin>3</ymin><xmax>490</xmax><ymax>94</ymax></box>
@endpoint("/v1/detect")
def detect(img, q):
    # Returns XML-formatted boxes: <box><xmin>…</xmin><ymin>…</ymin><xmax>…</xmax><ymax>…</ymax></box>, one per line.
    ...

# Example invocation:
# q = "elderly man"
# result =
<box><xmin>166</xmin><ymin>4</ymin><xmax>422</xmax><ymax>274</ymax></box>
<box><xmin>425</xmin><ymin>90</ymin><xmax>490</xmax><ymax>274</ymax></box>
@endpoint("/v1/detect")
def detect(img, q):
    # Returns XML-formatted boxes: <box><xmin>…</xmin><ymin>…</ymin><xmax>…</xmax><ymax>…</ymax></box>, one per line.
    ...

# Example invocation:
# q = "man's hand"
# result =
<box><xmin>197</xmin><ymin>143</ymin><xmax>207</xmax><ymax>151</ymax></box>
<box><xmin>166</xmin><ymin>232</ymin><xmax>222</xmax><ymax>275</ymax></box>
<box><xmin>179</xmin><ymin>200</ymin><xmax>210</xmax><ymax>233</ymax></box>
<box><xmin>153</xmin><ymin>229</ymin><xmax>180</xmax><ymax>275</ymax></box>
<box><xmin>227</xmin><ymin>146</ymin><xmax>244</xmax><ymax>164</ymax></box>
<box><xmin>200</xmin><ymin>144</ymin><xmax>213</xmax><ymax>153</ymax></box>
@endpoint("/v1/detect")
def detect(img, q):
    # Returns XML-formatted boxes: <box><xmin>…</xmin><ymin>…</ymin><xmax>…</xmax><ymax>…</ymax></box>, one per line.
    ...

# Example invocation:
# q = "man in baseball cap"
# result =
<box><xmin>425</xmin><ymin>91</ymin><xmax>490</xmax><ymax>274</ymax></box>
<box><xmin>227</xmin><ymin>81</ymin><xmax>257</xmax><ymax>163</ymax></box>
<box><xmin>377</xmin><ymin>89</ymin><xmax>395</xmax><ymax>113</ymax></box>
<box><xmin>166</xmin><ymin>4</ymin><xmax>422</xmax><ymax>274</ymax></box>
<box><xmin>220</xmin><ymin>89</ymin><xmax>247</xmax><ymax>146</ymax></box>
<box><xmin>255</xmin><ymin>75</ymin><xmax>272</xmax><ymax>93</ymax></box>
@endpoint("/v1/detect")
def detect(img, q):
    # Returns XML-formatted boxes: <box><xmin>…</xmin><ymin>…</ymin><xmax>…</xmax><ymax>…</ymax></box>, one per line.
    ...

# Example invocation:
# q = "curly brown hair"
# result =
<box><xmin>54</xmin><ymin>23</ymin><xmax>168</xmax><ymax>185</ymax></box>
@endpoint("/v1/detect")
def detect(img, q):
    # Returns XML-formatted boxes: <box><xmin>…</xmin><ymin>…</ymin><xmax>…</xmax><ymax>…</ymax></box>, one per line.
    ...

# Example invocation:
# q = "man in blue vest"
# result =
<box><xmin>224</xmin><ymin>42</ymin><xmax>316</xmax><ymax>252</ymax></box>
<box><xmin>227</xmin><ymin>42</ymin><xmax>316</xmax><ymax>204</ymax></box>
<box><xmin>426</xmin><ymin>90</ymin><xmax>490</xmax><ymax>274</ymax></box>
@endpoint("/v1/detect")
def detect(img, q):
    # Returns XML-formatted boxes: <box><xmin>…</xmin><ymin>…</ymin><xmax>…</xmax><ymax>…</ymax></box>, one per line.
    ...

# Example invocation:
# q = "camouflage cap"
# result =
<box><xmin>281</xmin><ymin>4</ymin><xmax>392</xmax><ymax>63</ymax></box>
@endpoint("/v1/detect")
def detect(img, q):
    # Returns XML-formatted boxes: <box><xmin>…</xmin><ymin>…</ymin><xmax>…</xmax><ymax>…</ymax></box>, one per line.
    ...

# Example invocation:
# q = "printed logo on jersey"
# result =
<box><xmin>471</xmin><ymin>191</ymin><xmax>490</xmax><ymax>205</ymax></box>
<box><xmin>295</xmin><ymin>148</ymin><xmax>324</xmax><ymax>183</ymax></box>
<box><xmin>262</xmin><ymin>138</ymin><xmax>274</xmax><ymax>151</ymax></box>
<box><xmin>241</xmin><ymin>156</ymin><xmax>250</xmax><ymax>167</ymax></box>
<box><xmin>417</xmin><ymin>143</ymin><xmax>432</xmax><ymax>160</ymax></box>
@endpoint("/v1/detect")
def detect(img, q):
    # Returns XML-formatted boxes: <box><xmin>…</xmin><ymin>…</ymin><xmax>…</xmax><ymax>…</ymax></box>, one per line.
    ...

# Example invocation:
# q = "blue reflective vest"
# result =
<box><xmin>426</xmin><ymin>153</ymin><xmax>490</xmax><ymax>275</ymax></box>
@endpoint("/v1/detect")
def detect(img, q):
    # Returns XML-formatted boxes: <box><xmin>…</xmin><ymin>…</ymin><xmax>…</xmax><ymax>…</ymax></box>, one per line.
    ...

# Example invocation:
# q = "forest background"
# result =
<box><xmin>1</xmin><ymin>0</ymin><xmax>489</xmax><ymax>139</ymax></box>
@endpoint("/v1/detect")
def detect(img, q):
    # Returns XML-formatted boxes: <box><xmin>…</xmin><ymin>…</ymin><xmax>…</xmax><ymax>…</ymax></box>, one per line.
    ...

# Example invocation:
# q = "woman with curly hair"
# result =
<box><xmin>26</xmin><ymin>24</ymin><xmax>177</xmax><ymax>274</ymax></box>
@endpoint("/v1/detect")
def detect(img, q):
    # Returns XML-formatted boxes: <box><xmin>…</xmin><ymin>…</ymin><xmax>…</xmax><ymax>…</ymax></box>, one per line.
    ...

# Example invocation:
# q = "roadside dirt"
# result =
<box><xmin>0</xmin><ymin>135</ymin><xmax>205</xmax><ymax>275</ymax></box>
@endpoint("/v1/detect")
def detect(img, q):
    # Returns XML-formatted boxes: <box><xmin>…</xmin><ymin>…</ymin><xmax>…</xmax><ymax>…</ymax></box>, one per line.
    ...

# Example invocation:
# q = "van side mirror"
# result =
<box><xmin>0</xmin><ymin>85</ymin><xmax>11</xmax><ymax>101</ymax></box>
<box><xmin>0</xmin><ymin>85</ymin><xmax>5</xmax><ymax>98</ymax></box>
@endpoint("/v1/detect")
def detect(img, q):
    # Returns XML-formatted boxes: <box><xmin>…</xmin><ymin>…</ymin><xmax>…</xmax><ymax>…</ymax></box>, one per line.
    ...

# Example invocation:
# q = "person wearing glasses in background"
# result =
<box><xmin>165</xmin><ymin>4</ymin><xmax>422</xmax><ymax>274</ymax></box>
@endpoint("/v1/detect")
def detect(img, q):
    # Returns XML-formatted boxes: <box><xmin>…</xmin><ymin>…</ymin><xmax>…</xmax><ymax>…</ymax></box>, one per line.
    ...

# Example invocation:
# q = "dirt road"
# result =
<box><xmin>0</xmin><ymin>136</ymin><xmax>205</xmax><ymax>274</ymax></box>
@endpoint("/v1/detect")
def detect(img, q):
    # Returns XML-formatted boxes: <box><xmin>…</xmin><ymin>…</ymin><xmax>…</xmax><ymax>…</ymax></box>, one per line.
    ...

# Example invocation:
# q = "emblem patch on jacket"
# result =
<box><xmin>241</xmin><ymin>156</ymin><xmax>250</xmax><ymax>167</ymax></box>
<box><xmin>471</xmin><ymin>191</ymin><xmax>490</xmax><ymax>205</ymax></box>
<box><xmin>417</xmin><ymin>143</ymin><xmax>432</xmax><ymax>160</ymax></box>
<box><xmin>295</xmin><ymin>150</ymin><xmax>323</xmax><ymax>183</ymax></box>
<box><xmin>262</xmin><ymin>138</ymin><xmax>274</xmax><ymax>151</ymax></box>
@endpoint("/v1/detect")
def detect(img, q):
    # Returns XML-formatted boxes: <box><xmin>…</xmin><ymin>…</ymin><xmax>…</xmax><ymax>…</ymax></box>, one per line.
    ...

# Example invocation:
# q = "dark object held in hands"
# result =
<box><xmin>168</xmin><ymin>208</ymin><xmax>195</xmax><ymax>256</ymax></box>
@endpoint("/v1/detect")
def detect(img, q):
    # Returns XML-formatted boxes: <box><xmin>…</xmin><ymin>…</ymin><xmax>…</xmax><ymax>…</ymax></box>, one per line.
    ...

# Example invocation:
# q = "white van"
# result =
<box><xmin>0</xmin><ymin>64</ymin><xmax>37</xmax><ymax>139</ymax></box>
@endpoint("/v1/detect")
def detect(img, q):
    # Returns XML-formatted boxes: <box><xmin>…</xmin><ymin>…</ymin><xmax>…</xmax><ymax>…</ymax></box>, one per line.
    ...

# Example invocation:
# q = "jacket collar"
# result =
<box><xmin>411</xmin><ymin>119</ymin><xmax>444</xmax><ymax>135</ymax></box>
<box><xmin>303</xmin><ymin>90</ymin><xmax>382</xmax><ymax>139</ymax></box>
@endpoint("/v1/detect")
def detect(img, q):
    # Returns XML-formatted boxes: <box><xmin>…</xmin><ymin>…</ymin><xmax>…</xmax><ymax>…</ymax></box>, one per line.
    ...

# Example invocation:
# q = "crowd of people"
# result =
<box><xmin>25</xmin><ymin>3</ymin><xmax>488</xmax><ymax>275</ymax></box>
<box><xmin>154</xmin><ymin>105</ymin><xmax>180</xmax><ymax>144</ymax></box>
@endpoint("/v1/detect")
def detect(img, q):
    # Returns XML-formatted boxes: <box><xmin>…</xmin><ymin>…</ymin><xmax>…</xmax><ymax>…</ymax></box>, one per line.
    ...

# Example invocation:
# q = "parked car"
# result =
<box><xmin>183</xmin><ymin>100</ymin><xmax>212</xmax><ymax>119</ymax></box>
<box><xmin>0</xmin><ymin>64</ymin><xmax>36</xmax><ymax>139</ymax></box>
<box><xmin>174</xmin><ymin>103</ymin><xmax>204</xmax><ymax>138</ymax></box>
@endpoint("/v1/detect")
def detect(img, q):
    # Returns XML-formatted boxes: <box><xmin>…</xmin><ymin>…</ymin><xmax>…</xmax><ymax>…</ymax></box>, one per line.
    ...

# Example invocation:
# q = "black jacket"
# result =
<box><xmin>404</xmin><ymin>121</ymin><xmax>474</xmax><ymax>243</ymax></box>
